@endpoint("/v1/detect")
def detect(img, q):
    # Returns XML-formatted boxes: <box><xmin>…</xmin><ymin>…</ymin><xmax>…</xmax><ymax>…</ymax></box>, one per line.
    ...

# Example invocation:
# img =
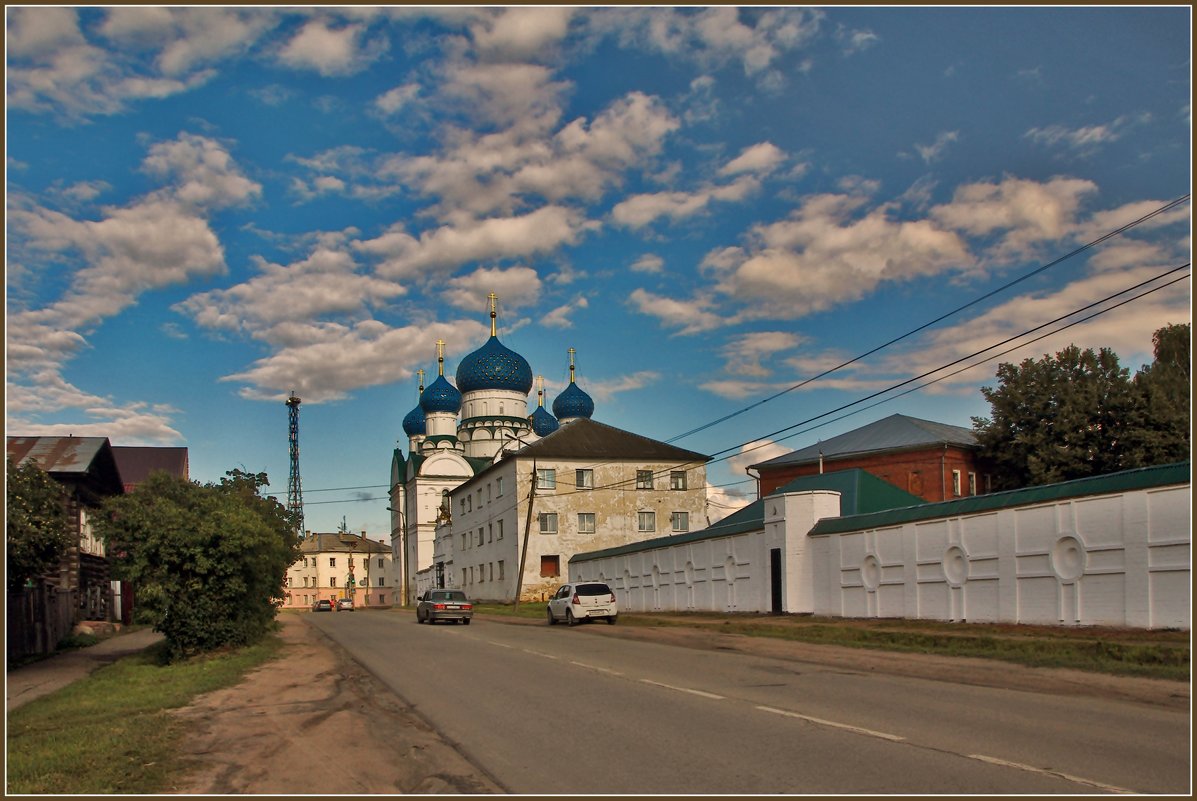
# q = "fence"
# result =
<box><xmin>7</xmin><ymin>584</ymin><xmax>78</xmax><ymax>661</ymax></box>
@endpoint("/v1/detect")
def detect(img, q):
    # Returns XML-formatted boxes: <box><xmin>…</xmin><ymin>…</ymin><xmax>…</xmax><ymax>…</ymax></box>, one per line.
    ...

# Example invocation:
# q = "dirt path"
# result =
<box><xmin>167</xmin><ymin>615</ymin><xmax>503</xmax><ymax>794</ymax></box>
<box><xmin>167</xmin><ymin>613</ymin><xmax>1188</xmax><ymax>794</ymax></box>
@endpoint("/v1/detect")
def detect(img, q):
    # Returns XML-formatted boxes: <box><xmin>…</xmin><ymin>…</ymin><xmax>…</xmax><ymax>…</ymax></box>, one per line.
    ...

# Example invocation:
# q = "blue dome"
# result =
<box><xmin>402</xmin><ymin>403</ymin><xmax>426</xmax><ymax>437</ymax></box>
<box><xmin>420</xmin><ymin>374</ymin><xmax>462</xmax><ymax>414</ymax></box>
<box><xmin>529</xmin><ymin>405</ymin><xmax>559</xmax><ymax>437</ymax></box>
<box><xmin>456</xmin><ymin>336</ymin><xmax>533</xmax><ymax>395</ymax></box>
<box><xmin>552</xmin><ymin>382</ymin><xmax>594</xmax><ymax>420</ymax></box>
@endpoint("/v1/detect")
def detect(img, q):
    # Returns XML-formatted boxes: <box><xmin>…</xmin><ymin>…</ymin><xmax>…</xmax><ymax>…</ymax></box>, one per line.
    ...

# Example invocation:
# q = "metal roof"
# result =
<box><xmin>809</xmin><ymin>461</ymin><xmax>1191</xmax><ymax>536</ymax></box>
<box><xmin>571</xmin><ymin>468</ymin><xmax>924</xmax><ymax>564</ymax></box>
<box><xmin>299</xmin><ymin>532</ymin><xmax>391</xmax><ymax>554</ymax></box>
<box><xmin>111</xmin><ymin>446</ymin><xmax>189</xmax><ymax>489</ymax></box>
<box><xmin>750</xmin><ymin>413</ymin><xmax>978</xmax><ymax>469</ymax></box>
<box><xmin>6</xmin><ymin>436</ymin><xmax>125</xmax><ymax>498</ymax></box>
<box><xmin>514</xmin><ymin>417</ymin><xmax>710</xmax><ymax>463</ymax></box>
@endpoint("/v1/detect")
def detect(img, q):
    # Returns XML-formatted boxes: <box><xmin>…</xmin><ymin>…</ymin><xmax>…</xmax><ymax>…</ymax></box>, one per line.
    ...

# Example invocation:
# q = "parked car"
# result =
<box><xmin>416</xmin><ymin>589</ymin><xmax>473</xmax><ymax>624</ymax></box>
<box><xmin>547</xmin><ymin>582</ymin><xmax>618</xmax><ymax>626</ymax></box>
<box><xmin>312</xmin><ymin>599</ymin><xmax>333</xmax><ymax>612</ymax></box>
<box><xmin>337</xmin><ymin>598</ymin><xmax>354</xmax><ymax>611</ymax></box>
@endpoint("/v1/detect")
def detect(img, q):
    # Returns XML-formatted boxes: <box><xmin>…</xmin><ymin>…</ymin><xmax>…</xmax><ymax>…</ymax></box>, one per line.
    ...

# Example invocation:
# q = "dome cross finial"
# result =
<box><xmin>436</xmin><ymin>340</ymin><xmax>446</xmax><ymax>376</ymax></box>
<box><xmin>568</xmin><ymin>347</ymin><xmax>577</xmax><ymax>384</ymax></box>
<box><xmin>537</xmin><ymin>375</ymin><xmax>545</xmax><ymax>408</ymax></box>
<box><xmin>417</xmin><ymin>368</ymin><xmax>425</xmax><ymax>393</ymax></box>
<box><xmin>488</xmin><ymin>292</ymin><xmax>498</xmax><ymax>337</ymax></box>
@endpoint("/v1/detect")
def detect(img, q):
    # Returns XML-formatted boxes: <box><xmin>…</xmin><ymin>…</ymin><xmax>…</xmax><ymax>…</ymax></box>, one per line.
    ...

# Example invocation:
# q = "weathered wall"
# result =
<box><xmin>810</xmin><ymin>483</ymin><xmax>1190</xmax><ymax>629</ymax></box>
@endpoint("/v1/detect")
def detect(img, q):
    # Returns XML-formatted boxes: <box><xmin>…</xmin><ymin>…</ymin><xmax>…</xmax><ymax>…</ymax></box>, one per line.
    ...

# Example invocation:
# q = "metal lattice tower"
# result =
<box><xmin>286</xmin><ymin>392</ymin><xmax>305</xmax><ymax>538</ymax></box>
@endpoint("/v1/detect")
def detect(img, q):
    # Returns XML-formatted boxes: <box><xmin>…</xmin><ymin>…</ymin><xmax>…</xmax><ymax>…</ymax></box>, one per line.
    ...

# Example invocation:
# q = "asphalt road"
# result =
<box><xmin>308</xmin><ymin>613</ymin><xmax>1189</xmax><ymax>794</ymax></box>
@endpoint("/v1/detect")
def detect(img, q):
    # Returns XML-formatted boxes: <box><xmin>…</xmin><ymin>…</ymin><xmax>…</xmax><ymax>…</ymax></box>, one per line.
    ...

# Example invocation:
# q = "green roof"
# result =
<box><xmin>810</xmin><ymin>462</ymin><xmax>1191</xmax><ymax>536</ymax></box>
<box><xmin>571</xmin><ymin>468</ymin><xmax>923</xmax><ymax>564</ymax></box>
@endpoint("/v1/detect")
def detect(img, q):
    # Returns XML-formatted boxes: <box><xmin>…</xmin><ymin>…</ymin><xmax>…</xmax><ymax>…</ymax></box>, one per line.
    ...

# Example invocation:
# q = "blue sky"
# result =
<box><xmin>6</xmin><ymin>6</ymin><xmax>1191</xmax><ymax>534</ymax></box>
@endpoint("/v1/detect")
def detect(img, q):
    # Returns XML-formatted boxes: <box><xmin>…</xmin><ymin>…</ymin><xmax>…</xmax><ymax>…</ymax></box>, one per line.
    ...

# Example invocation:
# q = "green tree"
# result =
<box><xmin>95</xmin><ymin>469</ymin><xmax>300</xmax><ymax>662</ymax></box>
<box><xmin>972</xmin><ymin>344</ymin><xmax>1141</xmax><ymax>490</ymax></box>
<box><xmin>1126</xmin><ymin>323</ymin><xmax>1191</xmax><ymax>466</ymax></box>
<box><xmin>973</xmin><ymin>325</ymin><xmax>1192</xmax><ymax>490</ymax></box>
<box><xmin>6</xmin><ymin>456</ymin><xmax>73</xmax><ymax>592</ymax></box>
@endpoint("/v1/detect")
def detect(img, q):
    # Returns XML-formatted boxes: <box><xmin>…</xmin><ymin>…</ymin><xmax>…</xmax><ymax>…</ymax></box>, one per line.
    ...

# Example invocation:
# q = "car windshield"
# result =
<box><xmin>576</xmin><ymin>584</ymin><xmax>612</xmax><ymax>596</ymax></box>
<box><xmin>431</xmin><ymin>591</ymin><xmax>467</xmax><ymax>601</ymax></box>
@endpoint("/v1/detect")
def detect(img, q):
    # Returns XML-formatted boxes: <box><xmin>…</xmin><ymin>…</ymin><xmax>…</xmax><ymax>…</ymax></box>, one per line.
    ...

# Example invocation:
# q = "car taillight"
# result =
<box><xmin>434</xmin><ymin>603</ymin><xmax>446</xmax><ymax>610</ymax></box>
<box><xmin>571</xmin><ymin>593</ymin><xmax>580</xmax><ymax>604</ymax></box>
<box><xmin>463</xmin><ymin>604</ymin><xmax>472</xmax><ymax>610</ymax></box>
<box><xmin>609</xmin><ymin>594</ymin><xmax>616</xmax><ymax>603</ymax></box>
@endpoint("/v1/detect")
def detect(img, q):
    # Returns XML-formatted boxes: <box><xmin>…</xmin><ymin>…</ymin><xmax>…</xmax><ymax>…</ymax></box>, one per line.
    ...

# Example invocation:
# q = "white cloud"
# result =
<box><xmin>276</xmin><ymin>19</ymin><xmax>383</xmax><ymax>76</ymax></box>
<box><xmin>441</xmin><ymin>266</ymin><xmax>543</xmax><ymax>312</ymax></box>
<box><xmin>913</xmin><ymin>130</ymin><xmax>959</xmax><ymax>164</ymax></box>
<box><xmin>612</xmin><ymin>175</ymin><xmax>760</xmax><ymax>229</ymax></box>
<box><xmin>835</xmin><ymin>25</ymin><xmax>879</xmax><ymax>55</ymax></box>
<box><xmin>630</xmin><ymin>254</ymin><xmax>664</xmax><ymax>274</ymax></box>
<box><xmin>141</xmin><ymin>132</ymin><xmax>262</xmax><ymax>210</ymax></box>
<box><xmin>6</xmin><ymin>7</ymin><xmax>86</xmax><ymax>58</ymax></box>
<box><xmin>581</xmin><ymin>370</ymin><xmax>659</xmax><ymax>404</ymax></box>
<box><xmin>470</xmin><ymin>7</ymin><xmax>575</xmax><ymax>61</ymax></box>
<box><xmin>1024</xmin><ymin>115</ymin><xmax>1148</xmax><ymax>156</ymax></box>
<box><xmin>628</xmin><ymin>288</ymin><xmax>729</xmax><ymax>335</ymax></box>
<box><xmin>374</xmin><ymin>83</ymin><xmax>420</xmax><ymax>116</ymax></box>
<box><xmin>355</xmin><ymin>207</ymin><xmax>596</xmax><ymax>278</ymax></box>
<box><xmin>542</xmin><ymin>295</ymin><xmax>590</xmax><ymax>328</ymax></box>
<box><xmin>726</xmin><ymin>438</ymin><xmax>791</xmax><ymax>476</ymax></box>
<box><xmin>930</xmin><ymin>174</ymin><xmax>1098</xmax><ymax>260</ymax></box>
<box><xmin>720</xmin><ymin>142</ymin><xmax>786</xmax><ymax>176</ymax></box>
<box><xmin>720</xmin><ymin>331</ymin><xmax>803</xmax><ymax>377</ymax></box>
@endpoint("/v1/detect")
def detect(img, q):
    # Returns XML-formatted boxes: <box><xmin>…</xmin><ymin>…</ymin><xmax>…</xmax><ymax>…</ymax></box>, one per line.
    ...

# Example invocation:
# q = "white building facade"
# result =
<box><xmin>284</xmin><ymin>532</ymin><xmax>395</xmax><ymax>609</ymax></box>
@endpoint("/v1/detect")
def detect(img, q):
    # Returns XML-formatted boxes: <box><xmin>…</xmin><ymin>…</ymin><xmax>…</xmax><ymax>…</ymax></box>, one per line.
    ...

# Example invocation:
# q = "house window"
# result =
<box><xmin>638</xmin><ymin>511</ymin><xmax>656</xmax><ymax>532</ymax></box>
<box><xmin>488</xmin><ymin>563</ymin><xmax>494</xmax><ymax>581</ymax></box>
<box><xmin>379</xmin><ymin>594</ymin><xmax>386</xmax><ymax>604</ymax></box>
<box><xmin>968</xmin><ymin>472</ymin><xmax>977</xmax><ymax>496</ymax></box>
<box><xmin>498</xmin><ymin>560</ymin><xmax>505</xmax><ymax>580</ymax></box>
<box><xmin>461</xmin><ymin>568</ymin><xmax>467</xmax><ymax>585</ymax></box>
<box><xmin>539</xmin><ymin>512</ymin><xmax>558</xmax><ymax>534</ymax></box>
<box><xmin>671</xmin><ymin>512</ymin><xmax>689</xmax><ymax>532</ymax></box>
<box><xmin>636</xmin><ymin>470</ymin><xmax>654</xmax><ymax>489</ymax></box>
<box><xmin>467</xmin><ymin>496</ymin><xmax>472</xmax><ymax>513</ymax></box>
<box><xmin>496</xmin><ymin>477</ymin><xmax>504</xmax><ymax>497</ymax></box>
<box><xmin>487</xmin><ymin>484</ymin><xmax>492</xmax><ymax>503</ymax></box>
<box><xmin>952</xmin><ymin>470</ymin><xmax>962</xmax><ymax>497</ymax></box>
<box><xmin>670</xmin><ymin>471</ymin><xmax>687</xmax><ymax>490</ymax></box>
<box><xmin>576</xmin><ymin>469</ymin><xmax>594</xmax><ymax>489</ymax></box>
<box><xmin>488</xmin><ymin>523</ymin><xmax>493</xmax><ymax>542</ymax></box>
<box><xmin>461</xmin><ymin>533</ymin><xmax>467</xmax><ymax>549</ymax></box>
<box><xmin>540</xmin><ymin>555</ymin><xmax>560</xmax><ymax>578</ymax></box>
<box><xmin>378</xmin><ymin>558</ymin><xmax>384</xmax><ymax>569</ymax></box>
<box><xmin>536</xmin><ymin>468</ymin><xmax>556</xmax><ymax>490</ymax></box>
<box><xmin>497</xmin><ymin>519</ymin><xmax>504</xmax><ymax>539</ymax></box>
<box><xmin>329</xmin><ymin>558</ymin><xmax>336</xmax><ymax>567</ymax></box>
<box><xmin>478</xmin><ymin>528</ymin><xmax>484</xmax><ymax>546</ymax></box>
<box><xmin>477</xmin><ymin>490</ymin><xmax>482</xmax><ymax>508</ymax></box>
<box><xmin>460</xmin><ymin>499</ymin><xmax>467</xmax><ymax>516</ymax></box>
<box><xmin>330</xmin><ymin>577</ymin><xmax>337</xmax><ymax>587</ymax></box>
<box><xmin>303</xmin><ymin>558</ymin><xmax>308</xmax><ymax>567</ymax></box>
<box><xmin>378</xmin><ymin>578</ymin><xmax>385</xmax><ymax>586</ymax></box>
<box><xmin>578</xmin><ymin>513</ymin><xmax>595</xmax><ymax>533</ymax></box>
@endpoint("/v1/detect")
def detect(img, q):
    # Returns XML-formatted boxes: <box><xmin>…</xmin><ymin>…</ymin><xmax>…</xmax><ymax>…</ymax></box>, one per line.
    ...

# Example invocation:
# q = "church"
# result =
<box><xmin>389</xmin><ymin>294</ymin><xmax>711</xmax><ymax>605</ymax></box>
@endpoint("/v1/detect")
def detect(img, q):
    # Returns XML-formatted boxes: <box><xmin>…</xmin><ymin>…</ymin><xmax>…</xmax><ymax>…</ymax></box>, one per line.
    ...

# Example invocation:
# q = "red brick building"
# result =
<box><xmin>749</xmin><ymin>414</ymin><xmax>990</xmax><ymax>503</ymax></box>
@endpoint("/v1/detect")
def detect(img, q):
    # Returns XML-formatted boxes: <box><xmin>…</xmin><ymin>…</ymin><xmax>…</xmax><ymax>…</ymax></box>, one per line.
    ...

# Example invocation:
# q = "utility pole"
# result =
<box><xmin>513</xmin><ymin>459</ymin><xmax>537</xmax><ymax>609</ymax></box>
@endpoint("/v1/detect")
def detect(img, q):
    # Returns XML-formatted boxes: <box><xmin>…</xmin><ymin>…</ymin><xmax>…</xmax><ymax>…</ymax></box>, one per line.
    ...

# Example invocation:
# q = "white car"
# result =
<box><xmin>547</xmin><ymin>582</ymin><xmax>618</xmax><ymax>626</ymax></box>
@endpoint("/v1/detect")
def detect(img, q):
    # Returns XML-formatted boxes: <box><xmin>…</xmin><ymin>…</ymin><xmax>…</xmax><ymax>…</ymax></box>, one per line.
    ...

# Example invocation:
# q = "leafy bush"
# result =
<box><xmin>95</xmin><ymin>470</ymin><xmax>300</xmax><ymax>662</ymax></box>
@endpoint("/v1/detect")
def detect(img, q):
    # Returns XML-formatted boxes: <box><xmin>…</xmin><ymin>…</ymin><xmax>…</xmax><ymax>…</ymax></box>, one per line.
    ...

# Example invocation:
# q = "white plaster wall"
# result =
<box><xmin>571</xmin><ymin>491</ymin><xmax>839</xmax><ymax>614</ymax></box>
<box><xmin>810</xmin><ymin>483</ymin><xmax>1190</xmax><ymax>629</ymax></box>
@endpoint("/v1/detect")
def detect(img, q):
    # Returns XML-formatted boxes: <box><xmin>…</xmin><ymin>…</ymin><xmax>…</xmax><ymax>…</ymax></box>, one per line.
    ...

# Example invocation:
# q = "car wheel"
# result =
<box><xmin>566</xmin><ymin>610</ymin><xmax>577</xmax><ymax>627</ymax></box>
<box><xmin>606</xmin><ymin>615</ymin><xmax>617</xmax><ymax>625</ymax></box>
<box><xmin>463</xmin><ymin>618</ymin><xmax>471</xmax><ymax>625</ymax></box>
<box><xmin>546</xmin><ymin>608</ymin><xmax>557</xmax><ymax>625</ymax></box>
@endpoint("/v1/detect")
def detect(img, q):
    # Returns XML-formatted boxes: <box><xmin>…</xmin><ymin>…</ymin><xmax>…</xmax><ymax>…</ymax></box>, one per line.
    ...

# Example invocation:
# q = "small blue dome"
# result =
<box><xmin>529</xmin><ymin>406</ymin><xmax>559</xmax><ymax>437</ymax></box>
<box><xmin>420</xmin><ymin>375</ymin><xmax>462</xmax><ymax>414</ymax></box>
<box><xmin>456</xmin><ymin>336</ymin><xmax>533</xmax><ymax>395</ymax></box>
<box><xmin>552</xmin><ymin>382</ymin><xmax>594</xmax><ymax>421</ymax></box>
<box><xmin>402</xmin><ymin>403</ymin><xmax>426</xmax><ymax>437</ymax></box>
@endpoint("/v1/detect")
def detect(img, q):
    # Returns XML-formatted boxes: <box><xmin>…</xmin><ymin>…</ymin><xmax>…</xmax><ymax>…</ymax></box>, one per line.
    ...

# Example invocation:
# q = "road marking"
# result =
<box><xmin>487</xmin><ymin>641</ymin><xmax>514</xmax><ymax>649</ymax></box>
<box><xmin>640</xmin><ymin>679</ymin><xmax>725</xmax><ymax>700</ymax></box>
<box><xmin>756</xmin><ymin>705</ymin><xmax>905</xmax><ymax>742</ymax></box>
<box><xmin>569</xmin><ymin>661</ymin><xmax>623</xmax><ymax>676</ymax></box>
<box><xmin>967</xmin><ymin>754</ymin><xmax>1133</xmax><ymax>794</ymax></box>
<box><xmin>521</xmin><ymin>649</ymin><xmax>559</xmax><ymax>660</ymax></box>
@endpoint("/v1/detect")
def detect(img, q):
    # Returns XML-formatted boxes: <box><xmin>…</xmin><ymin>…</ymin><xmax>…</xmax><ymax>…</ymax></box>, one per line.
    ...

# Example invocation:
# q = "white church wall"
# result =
<box><xmin>810</xmin><ymin>482</ymin><xmax>1190</xmax><ymax>629</ymax></box>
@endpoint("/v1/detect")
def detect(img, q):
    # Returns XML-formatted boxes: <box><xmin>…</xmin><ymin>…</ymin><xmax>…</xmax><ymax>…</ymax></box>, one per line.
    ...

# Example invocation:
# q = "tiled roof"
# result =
<box><xmin>300</xmin><ymin>532</ymin><xmax>391</xmax><ymax>554</ymax></box>
<box><xmin>515</xmin><ymin>417</ymin><xmax>709</xmax><ymax>463</ymax></box>
<box><xmin>751</xmin><ymin>413</ymin><xmax>977</xmax><ymax>469</ymax></box>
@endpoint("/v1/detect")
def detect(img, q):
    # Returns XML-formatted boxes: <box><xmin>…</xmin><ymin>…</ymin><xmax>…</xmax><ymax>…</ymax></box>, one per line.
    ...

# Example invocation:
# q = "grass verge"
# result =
<box><xmin>474</xmin><ymin>604</ymin><xmax>1188</xmax><ymax>680</ymax></box>
<box><xmin>5</xmin><ymin>633</ymin><xmax>284</xmax><ymax>794</ymax></box>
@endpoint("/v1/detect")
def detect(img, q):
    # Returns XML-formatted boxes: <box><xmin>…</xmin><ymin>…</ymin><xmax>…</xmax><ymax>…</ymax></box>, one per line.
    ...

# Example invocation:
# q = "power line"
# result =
<box><xmin>666</xmin><ymin>194</ymin><xmax>1191</xmax><ymax>445</ymax></box>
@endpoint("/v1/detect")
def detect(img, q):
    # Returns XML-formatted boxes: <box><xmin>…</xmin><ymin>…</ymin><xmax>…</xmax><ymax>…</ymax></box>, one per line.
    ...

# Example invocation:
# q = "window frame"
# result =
<box><xmin>670</xmin><ymin>471</ymin><xmax>687</xmax><ymax>490</ymax></box>
<box><xmin>638</xmin><ymin>511</ymin><xmax>656</xmax><ymax>532</ymax></box>
<box><xmin>536</xmin><ymin>468</ymin><xmax>557</xmax><ymax>490</ymax></box>
<box><xmin>539</xmin><ymin>512</ymin><xmax>559</xmax><ymax>535</ymax></box>
<box><xmin>636</xmin><ymin>469</ymin><xmax>654</xmax><ymax>490</ymax></box>
<box><xmin>577</xmin><ymin>512</ymin><xmax>596</xmax><ymax>533</ymax></box>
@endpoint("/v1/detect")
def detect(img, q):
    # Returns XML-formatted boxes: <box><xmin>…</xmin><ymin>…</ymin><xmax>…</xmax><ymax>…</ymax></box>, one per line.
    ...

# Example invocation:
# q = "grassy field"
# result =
<box><xmin>5</xmin><ymin>634</ymin><xmax>283</xmax><ymax>794</ymax></box>
<box><xmin>473</xmin><ymin>604</ymin><xmax>1190</xmax><ymax>680</ymax></box>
